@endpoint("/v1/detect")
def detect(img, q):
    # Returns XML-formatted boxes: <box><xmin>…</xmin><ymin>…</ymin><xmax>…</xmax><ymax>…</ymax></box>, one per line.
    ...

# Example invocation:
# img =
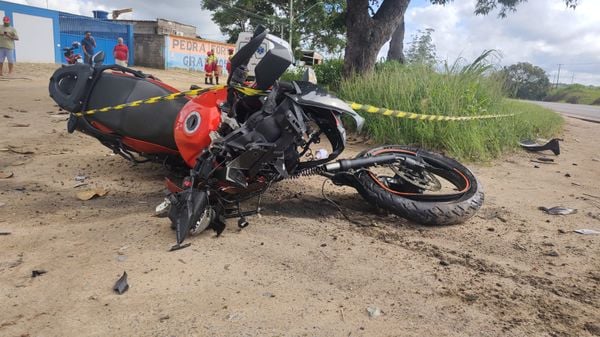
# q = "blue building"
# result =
<box><xmin>0</xmin><ymin>1</ymin><xmax>133</xmax><ymax>65</ymax></box>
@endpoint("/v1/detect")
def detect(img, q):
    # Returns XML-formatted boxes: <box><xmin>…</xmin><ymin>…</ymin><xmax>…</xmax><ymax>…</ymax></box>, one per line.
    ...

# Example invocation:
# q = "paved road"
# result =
<box><xmin>527</xmin><ymin>100</ymin><xmax>600</xmax><ymax>122</ymax></box>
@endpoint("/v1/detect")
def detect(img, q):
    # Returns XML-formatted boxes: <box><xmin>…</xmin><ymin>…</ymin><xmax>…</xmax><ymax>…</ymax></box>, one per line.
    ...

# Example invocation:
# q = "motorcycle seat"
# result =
<box><xmin>85</xmin><ymin>72</ymin><xmax>188</xmax><ymax>150</ymax></box>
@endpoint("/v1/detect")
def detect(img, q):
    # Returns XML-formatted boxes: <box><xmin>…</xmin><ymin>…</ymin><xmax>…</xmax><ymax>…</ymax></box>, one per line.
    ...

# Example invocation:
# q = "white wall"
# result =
<box><xmin>13</xmin><ymin>12</ymin><xmax>54</xmax><ymax>62</ymax></box>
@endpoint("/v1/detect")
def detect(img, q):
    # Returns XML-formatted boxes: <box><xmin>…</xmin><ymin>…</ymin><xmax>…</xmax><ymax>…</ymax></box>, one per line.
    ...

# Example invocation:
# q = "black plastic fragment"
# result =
<box><xmin>519</xmin><ymin>138</ymin><xmax>561</xmax><ymax>155</ymax></box>
<box><xmin>113</xmin><ymin>271</ymin><xmax>129</xmax><ymax>294</ymax></box>
<box><xmin>169</xmin><ymin>243</ymin><xmax>191</xmax><ymax>252</ymax></box>
<box><xmin>31</xmin><ymin>270</ymin><xmax>47</xmax><ymax>277</ymax></box>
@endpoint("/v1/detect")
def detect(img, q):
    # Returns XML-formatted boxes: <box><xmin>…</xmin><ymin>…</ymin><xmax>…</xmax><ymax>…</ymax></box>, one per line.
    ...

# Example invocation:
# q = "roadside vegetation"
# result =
<box><xmin>544</xmin><ymin>84</ymin><xmax>600</xmax><ymax>105</ymax></box>
<box><xmin>282</xmin><ymin>31</ymin><xmax>563</xmax><ymax>161</ymax></box>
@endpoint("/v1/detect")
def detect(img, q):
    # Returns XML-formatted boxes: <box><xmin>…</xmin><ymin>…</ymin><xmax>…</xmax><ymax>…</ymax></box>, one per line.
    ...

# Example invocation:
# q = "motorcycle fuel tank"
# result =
<box><xmin>174</xmin><ymin>88</ymin><xmax>226</xmax><ymax>167</ymax></box>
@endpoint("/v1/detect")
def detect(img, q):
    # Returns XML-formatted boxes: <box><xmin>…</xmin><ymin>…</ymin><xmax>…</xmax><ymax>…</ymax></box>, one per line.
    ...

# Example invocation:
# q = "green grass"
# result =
<box><xmin>545</xmin><ymin>84</ymin><xmax>600</xmax><ymax>105</ymax></box>
<box><xmin>337</xmin><ymin>55</ymin><xmax>563</xmax><ymax>161</ymax></box>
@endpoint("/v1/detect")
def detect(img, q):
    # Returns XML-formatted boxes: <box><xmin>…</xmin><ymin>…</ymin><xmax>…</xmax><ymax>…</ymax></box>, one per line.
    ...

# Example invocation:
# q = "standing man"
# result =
<box><xmin>0</xmin><ymin>16</ymin><xmax>19</xmax><ymax>77</ymax></box>
<box><xmin>81</xmin><ymin>31</ymin><xmax>96</xmax><ymax>65</ymax></box>
<box><xmin>113</xmin><ymin>37</ymin><xmax>128</xmax><ymax>67</ymax></box>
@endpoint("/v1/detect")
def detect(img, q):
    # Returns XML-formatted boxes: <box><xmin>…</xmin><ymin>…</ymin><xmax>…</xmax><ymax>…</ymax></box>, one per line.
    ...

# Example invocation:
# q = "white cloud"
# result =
<box><xmin>385</xmin><ymin>0</ymin><xmax>600</xmax><ymax>85</ymax></box>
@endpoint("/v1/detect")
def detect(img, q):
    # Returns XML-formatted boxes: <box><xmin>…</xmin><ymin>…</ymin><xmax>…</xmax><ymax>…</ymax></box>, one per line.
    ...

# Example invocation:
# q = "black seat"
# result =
<box><xmin>85</xmin><ymin>73</ymin><xmax>188</xmax><ymax>150</ymax></box>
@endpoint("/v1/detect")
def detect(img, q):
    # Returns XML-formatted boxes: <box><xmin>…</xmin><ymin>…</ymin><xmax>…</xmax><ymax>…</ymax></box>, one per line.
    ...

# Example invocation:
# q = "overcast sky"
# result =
<box><xmin>7</xmin><ymin>0</ymin><xmax>600</xmax><ymax>85</ymax></box>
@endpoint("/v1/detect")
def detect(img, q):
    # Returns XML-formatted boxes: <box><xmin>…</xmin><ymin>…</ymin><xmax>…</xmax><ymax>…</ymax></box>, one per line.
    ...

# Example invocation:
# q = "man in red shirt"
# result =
<box><xmin>113</xmin><ymin>37</ymin><xmax>128</xmax><ymax>67</ymax></box>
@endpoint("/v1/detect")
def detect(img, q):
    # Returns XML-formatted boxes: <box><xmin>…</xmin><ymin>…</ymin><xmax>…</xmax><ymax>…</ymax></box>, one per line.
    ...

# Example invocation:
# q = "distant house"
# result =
<box><xmin>301</xmin><ymin>50</ymin><xmax>323</xmax><ymax>66</ymax></box>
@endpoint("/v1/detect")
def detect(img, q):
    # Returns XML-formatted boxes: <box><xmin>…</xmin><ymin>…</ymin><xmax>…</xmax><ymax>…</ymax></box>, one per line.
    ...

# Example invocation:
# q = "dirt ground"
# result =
<box><xmin>1</xmin><ymin>63</ymin><xmax>599</xmax><ymax>337</ymax></box>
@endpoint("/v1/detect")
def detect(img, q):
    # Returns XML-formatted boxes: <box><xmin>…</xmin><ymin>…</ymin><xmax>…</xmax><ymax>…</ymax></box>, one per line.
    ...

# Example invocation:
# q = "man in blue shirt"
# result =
<box><xmin>81</xmin><ymin>31</ymin><xmax>96</xmax><ymax>65</ymax></box>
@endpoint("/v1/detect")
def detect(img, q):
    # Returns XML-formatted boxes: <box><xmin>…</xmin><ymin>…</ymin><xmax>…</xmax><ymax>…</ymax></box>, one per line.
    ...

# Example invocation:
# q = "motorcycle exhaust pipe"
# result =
<box><xmin>324</xmin><ymin>154</ymin><xmax>406</xmax><ymax>172</ymax></box>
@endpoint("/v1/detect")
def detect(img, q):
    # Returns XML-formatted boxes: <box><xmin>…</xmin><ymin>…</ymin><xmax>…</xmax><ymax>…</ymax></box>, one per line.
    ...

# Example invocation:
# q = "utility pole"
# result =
<box><xmin>555</xmin><ymin>64</ymin><xmax>562</xmax><ymax>88</ymax></box>
<box><xmin>289</xmin><ymin>0</ymin><xmax>293</xmax><ymax>48</ymax></box>
<box><xmin>571</xmin><ymin>72</ymin><xmax>575</xmax><ymax>84</ymax></box>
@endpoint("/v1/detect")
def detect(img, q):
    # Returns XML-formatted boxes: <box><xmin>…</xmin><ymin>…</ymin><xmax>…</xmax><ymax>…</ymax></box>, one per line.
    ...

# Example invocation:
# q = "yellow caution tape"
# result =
<box><xmin>74</xmin><ymin>84</ymin><xmax>518</xmax><ymax>121</ymax></box>
<box><xmin>74</xmin><ymin>84</ymin><xmax>265</xmax><ymax>117</ymax></box>
<box><xmin>347</xmin><ymin>102</ymin><xmax>519</xmax><ymax>121</ymax></box>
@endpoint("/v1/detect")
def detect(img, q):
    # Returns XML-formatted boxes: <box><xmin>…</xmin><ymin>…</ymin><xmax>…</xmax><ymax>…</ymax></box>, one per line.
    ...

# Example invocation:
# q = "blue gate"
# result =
<box><xmin>58</xmin><ymin>13</ymin><xmax>133</xmax><ymax>65</ymax></box>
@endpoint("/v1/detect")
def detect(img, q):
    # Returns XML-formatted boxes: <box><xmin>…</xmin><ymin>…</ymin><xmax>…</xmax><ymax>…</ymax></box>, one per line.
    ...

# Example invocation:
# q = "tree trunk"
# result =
<box><xmin>343</xmin><ymin>0</ymin><xmax>410</xmax><ymax>78</ymax></box>
<box><xmin>387</xmin><ymin>17</ymin><xmax>405</xmax><ymax>63</ymax></box>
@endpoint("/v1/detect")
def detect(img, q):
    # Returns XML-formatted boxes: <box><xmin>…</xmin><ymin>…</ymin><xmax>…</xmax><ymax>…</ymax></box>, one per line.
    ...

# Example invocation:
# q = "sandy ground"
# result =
<box><xmin>1</xmin><ymin>63</ymin><xmax>599</xmax><ymax>337</ymax></box>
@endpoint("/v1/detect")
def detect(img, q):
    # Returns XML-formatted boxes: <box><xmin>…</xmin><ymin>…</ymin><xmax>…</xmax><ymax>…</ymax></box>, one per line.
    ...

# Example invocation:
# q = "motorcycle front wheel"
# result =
<box><xmin>353</xmin><ymin>145</ymin><xmax>484</xmax><ymax>225</ymax></box>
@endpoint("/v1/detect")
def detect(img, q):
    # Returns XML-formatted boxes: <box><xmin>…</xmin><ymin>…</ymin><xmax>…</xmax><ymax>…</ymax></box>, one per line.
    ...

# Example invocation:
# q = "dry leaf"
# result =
<box><xmin>76</xmin><ymin>188</ymin><xmax>108</xmax><ymax>201</ymax></box>
<box><xmin>0</xmin><ymin>171</ymin><xmax>14</xmax><ymax>179</ymax></box>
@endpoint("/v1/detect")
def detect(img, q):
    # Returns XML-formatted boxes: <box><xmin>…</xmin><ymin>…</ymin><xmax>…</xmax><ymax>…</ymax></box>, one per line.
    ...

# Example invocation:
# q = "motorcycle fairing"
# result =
<box><xmin>291</xmin><ymin>81</ymin><xmax>365</xmax><ymax>132</ymax></box>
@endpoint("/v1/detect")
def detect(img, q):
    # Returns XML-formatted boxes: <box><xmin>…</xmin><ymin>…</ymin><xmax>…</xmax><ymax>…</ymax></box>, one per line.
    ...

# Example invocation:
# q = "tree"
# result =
<box><xmin>405</xmin><ymin>28</ymin><xmax>437</xmax><ymax>67</ymax></box>
<box><xmin>343</xmin><ymin>0</ymin><xmax>578</xmax><ymax>77</ymax></box>
<box><xmin>501</xmin><ymin>62</ymin><xmax>551</xmax><ymax>100</ymax></box>
<box><xmin>387</xmin><ymin>18</ymin><xmax>405</xmax><ymax>63</ymax></box>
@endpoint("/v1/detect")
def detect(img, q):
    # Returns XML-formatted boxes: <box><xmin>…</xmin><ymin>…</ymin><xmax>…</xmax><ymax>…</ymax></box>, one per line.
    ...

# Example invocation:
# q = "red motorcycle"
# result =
<box><xmin>49</xmin><ymin>28</ymin><xmax>483</xmax><ymax>249</ymax></box>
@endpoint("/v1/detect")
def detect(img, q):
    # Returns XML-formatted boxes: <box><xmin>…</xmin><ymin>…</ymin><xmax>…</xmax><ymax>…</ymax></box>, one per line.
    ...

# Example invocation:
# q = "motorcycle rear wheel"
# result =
<box><xmin>353</xmin><ymin>145</ymin><xmax>484</xmax><ymax>225</ymax></box>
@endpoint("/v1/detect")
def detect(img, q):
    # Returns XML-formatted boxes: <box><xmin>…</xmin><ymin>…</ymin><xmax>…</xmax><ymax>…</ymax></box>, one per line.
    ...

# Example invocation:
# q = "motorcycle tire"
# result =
<box><xmin>353</xmin><ymin>145</ymin><xmax>484</xmax><ymax>225</ymax></box>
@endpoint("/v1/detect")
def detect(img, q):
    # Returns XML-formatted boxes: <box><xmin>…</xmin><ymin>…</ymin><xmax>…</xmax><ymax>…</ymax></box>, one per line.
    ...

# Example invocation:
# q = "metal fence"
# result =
<box><xmin>58</xmin><ymin>13</ymin><xmax>133</xmax><ymax>65</ymax></box>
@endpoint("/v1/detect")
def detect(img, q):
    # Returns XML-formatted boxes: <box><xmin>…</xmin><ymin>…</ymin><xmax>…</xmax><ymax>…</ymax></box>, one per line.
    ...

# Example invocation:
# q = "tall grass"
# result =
<box><xmin>338</xmin><ymin>52</ymin><xmax>563</xmax><ymax>161</ymax></box>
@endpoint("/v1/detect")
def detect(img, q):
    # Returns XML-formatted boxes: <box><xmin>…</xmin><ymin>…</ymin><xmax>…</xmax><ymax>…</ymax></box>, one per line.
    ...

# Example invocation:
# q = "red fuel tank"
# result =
<box><xmin>174</xmin><ymin>88</ymin><xmax>226</xmax><ymax>167</ymax></box>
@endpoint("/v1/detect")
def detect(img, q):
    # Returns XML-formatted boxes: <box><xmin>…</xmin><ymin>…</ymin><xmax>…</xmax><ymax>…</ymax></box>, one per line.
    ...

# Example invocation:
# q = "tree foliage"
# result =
<box><xmin>501</xmin><ymin>62</ymin><xmax>551</xmax><ymax>100</ymax></box>
<box><xmin>405</xmin><ymin>28</ymin><xmax>437</xmax><ymax>67</ymax></box>
<box><xmin>201</xmin><ymin>0</ymin><xmax>346</xmax><ymax>53</ymax></box>
<box><xmin>430</xmin><ymin>0</ymin><xmax>578</xmax><ymax>17</ymax></box>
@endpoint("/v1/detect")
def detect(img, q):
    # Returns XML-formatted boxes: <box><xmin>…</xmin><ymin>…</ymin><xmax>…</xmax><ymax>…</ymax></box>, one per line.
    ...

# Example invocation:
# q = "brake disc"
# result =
<box><xmin>391</xmin><ymin>165</ymin><xmax>442</xmax><ymax>191</ymax></box>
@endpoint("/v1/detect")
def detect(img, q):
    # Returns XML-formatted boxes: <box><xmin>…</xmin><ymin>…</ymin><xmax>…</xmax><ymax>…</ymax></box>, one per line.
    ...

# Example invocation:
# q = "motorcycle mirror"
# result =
<box><xmin>92</xmin><ymin>51</ymin><xmax>105</xmax><ymax>67</ymax></box>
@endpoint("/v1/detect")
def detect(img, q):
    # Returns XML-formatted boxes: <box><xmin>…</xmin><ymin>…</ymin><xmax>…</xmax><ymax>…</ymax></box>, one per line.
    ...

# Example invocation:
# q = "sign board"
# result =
<box><xmin>165</xmin><ymin>35</ymin><xmax>235</xmax><ymax>74</ymax></box>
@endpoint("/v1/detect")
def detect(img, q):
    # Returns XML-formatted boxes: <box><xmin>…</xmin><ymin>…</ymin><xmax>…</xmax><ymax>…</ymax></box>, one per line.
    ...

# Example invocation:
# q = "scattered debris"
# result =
<box><xmin>169</xmin><ymin>243</ymin><xmax>191</xmax><ymax>252</ymax></box>
<box><xmin>439</xmin><ymin>260</ymin><xmax>450</xmax><ymax>266</ymax></box>
<box><xmin>585</xmin><ymin>322</ymin><xmax>600</xmax><ymax>336</ymax></box>
<box><xmin>0</xmin><ymin>145</ymin><xmax>34</xmax><ymax>155</ymax></box>
<box><xmin>537</xmin><ymin>157</ymin><xmax>554</xmax><ymax>162</ymax></box>
<box><xmin>3</xmin><ymin>114</ymin><xmax>13</xmax><ymax>118</ymax></box>
<box><xmin>538</xmin><ymin>206</ymin><xmax>577</xmax><ymax>215</ymax></box>
<box><xmin>533</xmin><ymin>165</ymin><xmax>539</xmax><ymax>168</ymax></box>
<box><xmin>113</xmin><ymin>271</ymin><xmax>129</xmax><ymax>294</ymax></box>
<box><xmin>74</xmin><ymin>175</ymin><xmax>87</xmax><ymax>182</ymax></box>
<box><xmin>519</xmin><ymin>138</ymin><xmax>561</xmax><ymax>155</ymax></box>
<box><xmin>367</xmin><ymin>306</ymin><xmax>383</xmax><ymax>318</ymax></box>
<box><xmin>544</xmin><ymin>250</ymin><xmax>560</xmax><ymax>257</ymax></box>
<box><xmin>592</xmin><ymin>158</ymin><xmax>600</xmax><ymax>162</ymax></box>
<box><xmin>31</xmin><ymin>270</ymin><xmax>47</xmax><ymax>277</ymax></box>
<box><xmin>0</xmin><ymin>171</ymin><xmax>14</xmax><ymax>179</ymax></box>
<box><xmin>583</xmin><ymin>193</ymin><xmax>600</xmax><ymax>200</ymax></box>
<box><xmin>116</xmin><ymin>255</ymin><xmax>127</xmax><ymax>262</ymax></box>
<box><xmin>530</xmin><ymin>159</ymin><xmax>556</xmax><ymax>165</ymax></box>
<box><xmin>226</xmin><ymin>312</ymin><xmax>243</xmax><ymax>321</ymax></box>
<box><xmin>262</xmin><ymin>292</ymin><xmax>276</xmax><ymax>298</ymax></box>
<box><xmin>574</xmin><ymin>229</ymin><xmax>600</xmax><ymax>235</ymax></box>
<box><xmin>564</xmin><ymin>173</ymin><xmax>571</xmax><ymax>178</ymax></box>
<box><xmin>73</xmin><ymin>182</ymin><xmax>88</xmax><ymax>188</ymax></box>
<box><xmin>159</xmin><ymin>314</ymin><xmax>170</xmax><ymax>322</ymax></box>
<box><xmin>76</xmin><ymin>188</ymin><xmax>108</xmax><ymax>201</ymax></box>
<box><xmin>0</xmin><ymin>231</ymin><xmax>11</xmax><ymax>235</ymax></box>
<box><xmin>10</xmin><ymin>123</ymin><xmax>30</xmax><ymax>127</ymax></box>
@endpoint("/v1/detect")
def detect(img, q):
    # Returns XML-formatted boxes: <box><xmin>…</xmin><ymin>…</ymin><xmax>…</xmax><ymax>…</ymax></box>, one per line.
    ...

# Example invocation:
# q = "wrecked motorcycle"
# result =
<box><xmin>48</xmin><ymin>28</ymin><xmax>483</xmax><ymax>248</ymax></box>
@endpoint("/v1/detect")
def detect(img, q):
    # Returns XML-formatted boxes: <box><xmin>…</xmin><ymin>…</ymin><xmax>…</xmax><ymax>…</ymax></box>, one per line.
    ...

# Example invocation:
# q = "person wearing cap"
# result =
<box><xmin>81</xmin><ymin>31</ymin><xmax>96</xmax><ymax>65</ymax></box>
<box><xmin>113</xmin><ymin>37</ymin><xmax>129</xmax><ymax>67</ymax></box>
<box><xmin>0</xmin><ymin>16</ymin><xmax>19</xmax><ymax>76</ymax></box>
<box><xmin>204</xmin><ymin>50</ymin><xmax>215</xmax><ymax>85</ymax></box>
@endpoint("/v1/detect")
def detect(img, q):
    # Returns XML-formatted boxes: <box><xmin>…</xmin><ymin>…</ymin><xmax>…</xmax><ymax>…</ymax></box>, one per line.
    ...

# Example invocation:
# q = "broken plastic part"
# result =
<box><xmin>519</xmin><ymin>138</ymin><xmax>561</xmax><ymax>155</ymax></box>
<box><xmin>113</xmin><ymin>271</ymin><xmax>129</xmax><ymax>294</ymax></box>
